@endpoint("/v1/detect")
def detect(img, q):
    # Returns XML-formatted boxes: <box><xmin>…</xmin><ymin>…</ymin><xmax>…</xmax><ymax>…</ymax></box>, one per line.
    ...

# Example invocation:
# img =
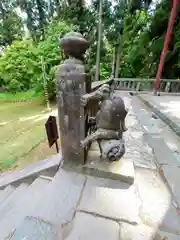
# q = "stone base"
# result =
<box><xmin>81</xmin><ymin>143</ymin><xmax>134</xmax><ymax>184</ymax></box>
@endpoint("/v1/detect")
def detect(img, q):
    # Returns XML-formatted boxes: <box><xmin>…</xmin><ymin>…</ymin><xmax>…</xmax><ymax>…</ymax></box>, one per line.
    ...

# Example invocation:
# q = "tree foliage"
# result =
<box><xmin>0</xmin><ymin>0</ymin><xmax>180</xmax><ymax>98</ymax></box>
<box><xmin>0</xmin><ymin>21</ymin><xmax>72</xmax><ymax>98</ymax></box>
<box><xmin>0</xmin><ymin>0</ymin><xmax>24</xmax><ymax>48</ymax></box>
<box><xmin>0</xmin><ymin>40</ymin><xmax>38</xmax><ymax>91</ymax></box>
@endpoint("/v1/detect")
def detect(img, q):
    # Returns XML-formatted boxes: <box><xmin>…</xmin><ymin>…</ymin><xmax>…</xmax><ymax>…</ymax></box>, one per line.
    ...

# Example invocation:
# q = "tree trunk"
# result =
<box><xmin>115</xmin><ymin>39</ymin><xmax>121</xmax><ymax>78</ymax></box>
<box><xmin>36</xmin><ymin>0</ymin><xmax>46</xmax><ymax>37</ymax></box>
<box><xmin>111</xmin><ymin>46</ymin><xmax>116</xmax><ymax>78</ymax></box>
<box><xmin>95</xmin><ymin>0</ymin><xmax>103</xmax><ymax>81</ymax></box>
<box><xmin>0</xmin><ymin>2</ymin><xmax>5</xmax><ymax>21</ymax></box>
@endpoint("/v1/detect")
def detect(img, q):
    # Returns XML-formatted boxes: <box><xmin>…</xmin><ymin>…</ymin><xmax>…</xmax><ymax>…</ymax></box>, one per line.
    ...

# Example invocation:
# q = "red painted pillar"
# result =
<box><xmin>153</xmin><ymin>0</ymin><xmax>179</xmax><ymax>94</ymax></box>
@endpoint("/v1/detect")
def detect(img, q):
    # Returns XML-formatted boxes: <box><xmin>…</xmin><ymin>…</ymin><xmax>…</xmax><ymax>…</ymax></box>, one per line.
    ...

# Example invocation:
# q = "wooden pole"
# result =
<box><xmin>55</xmin><ymin>140</ymin><xmax>59</xmax><ymax>153</ymax></box>
<box><xmin>115</xmin><ymin>38</ymin><xmax>121</xmax><ymax>78</ymax></box>
<box><xmin>41</xmin><ymin>56</ymin><xmax>51</xmax><ymax>110</ymax></box>
<box><xmin>95</xmin><ymin>0</ymin><xmax>103</xmax><ymax>81</ymax></box>
<box><xmin>153</xmin><ymin>0</ymin><xmax>179</xmax><ymax>94</ymax></box>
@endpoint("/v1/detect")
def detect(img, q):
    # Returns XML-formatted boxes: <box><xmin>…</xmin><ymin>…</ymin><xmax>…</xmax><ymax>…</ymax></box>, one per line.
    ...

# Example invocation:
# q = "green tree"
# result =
<box><xmin>36</xmin><ymin>21</ymin><xmax>73</xmax><ymax>99</ymax></box>
<box><xmin>0</xmin><ymin>0</ymin><xmax>23</xmax><ymax>48</ymax></box>
<box><xmin>0</xmin><ymin>21</ymin><xmax>73</xmax><ymax>97</ymax></box>
<box><xmin>0</xmin><ymin>40</ymin><xmax>39</xmax><ymax>92</ymax></box>
<box><xmin>18</xmin><ymin>0</ymin><xmax>53</xmax><ymax>41</ymax></box>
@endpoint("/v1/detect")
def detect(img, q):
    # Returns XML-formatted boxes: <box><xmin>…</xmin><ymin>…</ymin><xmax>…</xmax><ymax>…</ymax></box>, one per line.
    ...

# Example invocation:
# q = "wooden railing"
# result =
<box><xmin>114</xmin><ymin>78</ymin><xmax>180</xmax><ymax>93</ymax></box>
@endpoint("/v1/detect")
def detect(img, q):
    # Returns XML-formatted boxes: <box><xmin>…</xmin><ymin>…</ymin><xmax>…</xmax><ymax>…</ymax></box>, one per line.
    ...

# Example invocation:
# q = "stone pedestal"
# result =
<box><xmin>81</xmin><ymin>142</ymin><xmax>134</xmax><ymax>184</ymax></box>
<box><xmin>56</xmin><ymin>32</ymin><xmax>89</xmax><ymax>164</ymax></box>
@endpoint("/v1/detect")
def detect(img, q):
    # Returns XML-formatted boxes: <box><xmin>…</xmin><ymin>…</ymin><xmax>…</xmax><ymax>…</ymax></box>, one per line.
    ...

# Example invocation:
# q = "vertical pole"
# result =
<box><xmin>41</xmin><ymin>56</ymin><xmax>51</xmax><ymax>110</ymax></box>
<box><xmin>115</xmin><ymin>37</ymin><xmax>121</xmax><ymax>78</ymax></box>
<box><xmin>55</xmin><ymin>140</ymin><xmax>59</xmax><ymax>153</ymax></box>
<box><xmin>111</xmin><ymin>47</ymin><xmax>116</xmax><ymax>78</ymax></box>
<box><xmin>95</xmin><ymin>0</ymin><xmax>103</xmax><ymax>81</ymax></box>
<box><xmin>153</xmin><ymin>0</ymin><xmax>179</xmax><ymax>94</ymax></box>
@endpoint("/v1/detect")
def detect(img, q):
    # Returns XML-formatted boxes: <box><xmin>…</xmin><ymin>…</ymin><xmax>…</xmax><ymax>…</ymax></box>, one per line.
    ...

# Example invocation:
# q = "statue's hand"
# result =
<box><xmin>81</xmin><ymin>94</ymin><xmax>89</xmax><ymax>107</ymax></box>
<box><xmin>80</xmin><ymin>140</ymin><xmax>86</xmax><ymax>148</ymax></box>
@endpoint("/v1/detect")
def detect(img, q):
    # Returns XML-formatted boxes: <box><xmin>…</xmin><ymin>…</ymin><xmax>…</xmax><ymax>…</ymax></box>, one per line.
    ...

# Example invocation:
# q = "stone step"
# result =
<box><xmin>10</xmin><ymin>170</ymin><xmax>86</xmax><ymax>240</ymax></box>
<box><xmin>77</xmin><ymin>176</ymin><xmax>140</xmax><ymax>224</ymax></box>
<box><xmin>66</xmin><ymin>212</ymin><xmax>119</xmax><ymax>240</ymax></box>
<box><xmin>0</xmin><ymin>177</ymin><xmax>50</xmax><ymax>239</ymax></box>
<box><xmin>0</xmin><ymin>153</ymin><xmax>62</xmax><ymax>189</ymax></box>
<box><xmin>0</xmin><ymin>185</ymin><xmax>15</xmax><ymax>206</ymax></box>
<box><xmin>82</xmin><ymin>148</ymin><xmax>134</xmax><ymax>184</ymax></box>
<box><xmin>29</xmin><ymin>169</ymin><xmax>86</xmax><ymax>225</ymax></box>
<box><xmin>11</xmin><ymin>216</ymin><xmax>62</xmax><ymax>240</ymax></box>
<box><xmin>0</xmin><ymin>183</ymin><xmax>29</xmax><ymax>222</ymax></box>
<box><xmin>144</xmin><ymin>134</ymin><xmax>180</xmax><ymax>167</ymax></box>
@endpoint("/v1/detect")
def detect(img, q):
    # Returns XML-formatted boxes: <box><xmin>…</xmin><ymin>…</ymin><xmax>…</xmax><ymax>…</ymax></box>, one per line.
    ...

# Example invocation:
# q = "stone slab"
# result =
<box><xmin>78</xmin><ymin>176</ymin><xmax>140</xmax><ymax>224</ymax></box>
<box><xmin>66</xmin><ymin>212</ymin><xmax>119</xmax><ymax>240</ymax></box>
<box><xmin>144</xmin><ymin>134</ymin><xmax>180</xmax><ymax>167</ymax></box>
<box><xmin>0</xmin><ymin>185</ymin><xmax>15</xmax><ymax>205</ymax></box>
<box><xmin>0</xmin><ymin>153</ymin><xmax>62</xmax><ymax>189</ymax></box>
<box><xmin>0</xmin><ymin>178</ymin><xmax>50</xmax><ymax>239</ymax></box>
<box><xmin>156</xmin><ymin>231</ymin><xmax>180</xmax><ymax>240</ymax></box>
<box><xmin>119</xmin><ymin>222</ymin><xmax>156</xmax><ymax>240</ymax></box>
<box><xmin>161</xmin><ymin>165</ymin><xmax>180</xmax><ymax>207</ymax></box>
<box><xmin>133</xmin><ymin>94</ymin><xmax>180</xmax><ymax>164</ymax></box>
<box><xmin>90</xmin><ymin>142</ymin><xmax>99</xmax><ymax>150</ymax></box>
<box><xmin>31</xmin><ymin>169</ymin><xmax>86</xmax><ymax>225</ymax></box>
<box><xmin>11</xmin><ymin>216</ymin><xmax>62</xmax><ymax>240</ymax></box>
<box><xmin>119</xmin><ymin>222</ymin><xmax>180</xmax><ymax>240</ymax></box>
<box><xmin>0</xmin><ymin>183</ymin><xmax>28</xmax><ymax>221</ymax></box>
<box><xmin>135</xmin><ymin>167</ymin><xmax>180</xmax><ymax>232</ymax></box>
<box><xmin>138</xmin><ymin>94</ymin><xmax>180</xmax><ymax>138</ymax></box>
<box><xmin>82</xmin><ymin>149</ymin><xmax>134</xmax><ymax>184</ymax></box>
<box><xmin>115</xmin><ymin>92</ymin><xmax>157</xmax><ymax>169</ymax></box>
<box><xmin>131</xmin><ymin>96</ymin><xmax>160</xmax><ymax>134</ymax></box>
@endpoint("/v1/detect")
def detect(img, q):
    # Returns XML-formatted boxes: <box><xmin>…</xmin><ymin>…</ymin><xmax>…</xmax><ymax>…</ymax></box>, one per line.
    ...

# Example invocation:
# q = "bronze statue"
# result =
<box><xmin>81</xmin><ymin>84</ymin><xmax>127</xmax><ymax>161</ymax></box>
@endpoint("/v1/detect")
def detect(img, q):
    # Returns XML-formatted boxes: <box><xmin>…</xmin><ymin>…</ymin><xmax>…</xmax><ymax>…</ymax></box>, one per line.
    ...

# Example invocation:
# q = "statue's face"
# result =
<box><xmin>102</xmin><ymin>87</ymin><xmax>110</xmax><ymax>100</ymax></box>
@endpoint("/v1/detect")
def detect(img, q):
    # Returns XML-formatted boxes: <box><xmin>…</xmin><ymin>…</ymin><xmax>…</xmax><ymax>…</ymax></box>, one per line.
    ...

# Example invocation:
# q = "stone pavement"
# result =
<box><xmin>63</xmin><ymin>92</ymin><xmax>180</xmax><ymax>239</ymax></box>
<box><xmin>64</xmin><ymin>92</ymin><xmax>180</xmax><ymax>239</ymax></box>
<box><xmin>11</xmin><ymin>92</ymin><xmax>180</xmax><ymax>239</ymax></box>
<box><xmin>138</xmin><ymin>94</ymin><xmax>180</xmax><ymax>153</ymax></box>
<box><xmin>136</xmin><ymin>94</ymin><xmax>180</xmax><ymax>219</ymax></box>
<box><xmin>139</xmin><ymin>94</ymin><xmax>180</xmax><ymax>130</ymax></box>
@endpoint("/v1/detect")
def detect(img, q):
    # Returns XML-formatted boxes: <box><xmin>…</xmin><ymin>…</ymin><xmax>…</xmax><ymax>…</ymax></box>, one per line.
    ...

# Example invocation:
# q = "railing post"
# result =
<box><xmin>153</xmin><ymin>0</ymin><xmax>179</xmax><ymax>94</ymax></box>
<box><xmin>56</xmin><ymin>32</ymin><xmax>89</xmax><ymax>165</ymax></box>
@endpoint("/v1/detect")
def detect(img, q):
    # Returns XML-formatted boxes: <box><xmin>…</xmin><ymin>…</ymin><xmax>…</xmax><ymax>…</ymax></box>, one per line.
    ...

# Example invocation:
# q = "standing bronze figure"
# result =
<box><xmin>81</xmin><ymin>84</ymin><xmax>127</xmax><ymax>161</ymax></box>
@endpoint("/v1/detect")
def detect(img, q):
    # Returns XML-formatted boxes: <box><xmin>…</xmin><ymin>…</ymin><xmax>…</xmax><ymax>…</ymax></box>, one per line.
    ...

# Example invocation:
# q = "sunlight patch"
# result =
<box><xmin>0</xmin><ymin>121</ymin><xmax>10</xmax><ymax>126</ymax></box>
<box><xmin>33</xmin><ymin>109</ymin><xmax>58</xmax><ymax>122</ymax></box>
<box><xmin>19</xmin><ymin>114</ymin><xmax>42</xmax><ymax>122</ymax></box>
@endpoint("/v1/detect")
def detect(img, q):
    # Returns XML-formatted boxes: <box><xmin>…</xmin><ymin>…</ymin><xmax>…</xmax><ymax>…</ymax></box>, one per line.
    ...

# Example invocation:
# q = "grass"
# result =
<box><xmin>0</xmin><ymin>90</ymin><xmax>43</xmax><ymax>101</ymax></box>
<box><xmin>0</xmin><ymin>98</ymin><xmax>59</xmax><ymax>172</ymax></box>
